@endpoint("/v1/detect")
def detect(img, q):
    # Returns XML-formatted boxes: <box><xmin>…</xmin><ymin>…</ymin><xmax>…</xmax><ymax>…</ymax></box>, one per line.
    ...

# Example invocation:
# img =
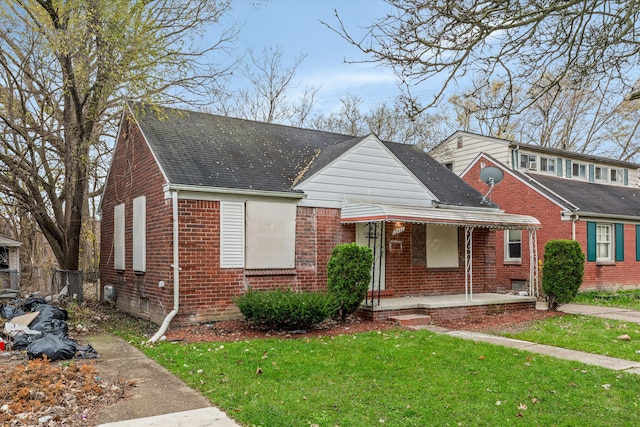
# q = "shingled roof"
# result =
<box><xmin>529</xmin><ymin>173</ymin><xmax>640</xmax><ymax>217</ymax></box>
<box><xmin>131</xmin><ymin>103</ymin><xmax>490</xmax><ymax>208</ymax></box>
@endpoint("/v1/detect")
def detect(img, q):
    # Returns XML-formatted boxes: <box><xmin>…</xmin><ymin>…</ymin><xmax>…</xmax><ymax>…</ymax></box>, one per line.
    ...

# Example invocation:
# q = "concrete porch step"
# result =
<box><xmin>389</xmin><ymin>314</ymin><xmax>432</xmax><ymax>327</ymax></box>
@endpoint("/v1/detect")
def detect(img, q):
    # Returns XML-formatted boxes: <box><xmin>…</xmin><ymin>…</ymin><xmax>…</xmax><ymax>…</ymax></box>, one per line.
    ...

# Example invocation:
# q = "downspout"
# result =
<box><xmin>572</xmin><ymin>214</ymin><xmax>579</xmax><ymax>240</ymax></box>
<box><xmin>149</xmin><ymin>190</ymin><xmax>180</xmax><ymax>343</ymax></box>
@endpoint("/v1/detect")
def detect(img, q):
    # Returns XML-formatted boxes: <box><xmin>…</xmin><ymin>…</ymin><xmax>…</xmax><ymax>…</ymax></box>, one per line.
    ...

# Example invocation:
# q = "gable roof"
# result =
<box><xmin>128</xmin><ymin>103</ymin><xmax>491</xmax><ymax>208</ymax></box>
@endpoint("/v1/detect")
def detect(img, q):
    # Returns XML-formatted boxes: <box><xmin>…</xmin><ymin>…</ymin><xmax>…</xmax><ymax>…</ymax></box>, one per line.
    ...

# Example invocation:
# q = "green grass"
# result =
<box><xmin>505</xmin><ymin>314</ymin><xmax>640</xmax><ymax>362</ymax></box>
<box><xmin>573</xmin><ymin>289</ymin><xmax>640</xmax><ymax>310</ymax></box>
<box><xmin>141</xmin><ymin>329</ymin><xmax>640</xmax><ymax>426</ymax></box>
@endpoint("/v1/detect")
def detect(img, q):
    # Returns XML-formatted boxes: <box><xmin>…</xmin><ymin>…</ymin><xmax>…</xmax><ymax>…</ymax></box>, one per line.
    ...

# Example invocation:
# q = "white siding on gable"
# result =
<box><xmin>296</xmin><ymin>136</ymin><xmax>436</xmax><ymax>207</ymax></box>
<box><xmin>430</xmin><ymin>133</ymin><xmax>512</xmax><ymax>176</ymax></box>
<box><xmin>220</xmin><ymin>201</ymin><xmax>245</xmax><ymax>268</ymax></box>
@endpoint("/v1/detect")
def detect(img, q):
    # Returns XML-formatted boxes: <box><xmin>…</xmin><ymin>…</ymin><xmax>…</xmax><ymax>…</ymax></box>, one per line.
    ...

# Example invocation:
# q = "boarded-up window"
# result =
<box><xmin>114</xmin><ymin>203</ymin><xmax>125</xmax><ymax>270</ymax></box>
<box><xmin>132</xmin><ymin>196</ymin><xmax>146</xmax><ymax>272</ymax></box>
<box><xmin>426</xmin><ymin>225</ymin><xmax>459</xmax><ymax>268</ymax></box>
<box><xmin>220</xmin><ymin>201</ymin><xmax>245</xmax><ymax>268</ymax></box>
<box><xmin>246</xmin><ymin>201</ymin><xmax>296</xmax><ymax>269</ymax></box>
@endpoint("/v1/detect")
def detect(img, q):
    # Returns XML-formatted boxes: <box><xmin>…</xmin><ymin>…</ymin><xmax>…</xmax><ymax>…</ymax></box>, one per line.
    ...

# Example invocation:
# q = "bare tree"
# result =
<box><xmin>313</xmin><ymin>94</ymin><xmax>448</xmax><ymax>149</ymax></box>
<box><xmin>220</xmin><ymin>46</ymin><xmax>319</xmax><ymax>125</ymax></box>
<box><xmin>328</xmin><ymin>0</ymin><xmax>640</xmax><ymax>113</ymax></box>
<box><xmin>0</xmin><ymin>0</ymin><xmax>238</xmax><ymax>270</ymax></box>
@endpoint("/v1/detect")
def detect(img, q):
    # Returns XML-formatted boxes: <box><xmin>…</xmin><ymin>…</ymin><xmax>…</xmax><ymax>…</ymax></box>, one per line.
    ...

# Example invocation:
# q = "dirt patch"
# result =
<box><xmin>163</xmin><ymin>316</ymin><xmax>401</xmax><ymax>343</ymax></box>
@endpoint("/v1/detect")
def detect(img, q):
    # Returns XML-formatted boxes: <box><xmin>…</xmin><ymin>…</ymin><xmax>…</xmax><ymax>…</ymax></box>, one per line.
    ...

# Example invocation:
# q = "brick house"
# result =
<box><xmin>99</xmin><ymin>105</ymin><xmax>539</xmax><ymax>328</ymax></box>
<box><xmin>430</xmin><ymin>130</ymin><xmax>640</xmax><ymax>293</ymax></box>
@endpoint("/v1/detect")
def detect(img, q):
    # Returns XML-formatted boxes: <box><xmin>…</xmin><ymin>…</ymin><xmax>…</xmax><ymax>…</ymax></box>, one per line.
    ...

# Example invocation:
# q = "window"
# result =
<box><xmin>596</xmin><ymin>224</ymin><xmax>612</xmax><ymax>261</ymax></box>
<box><xmin>572</xmin><ymin>163</ymin><xmax>586</xmax><ymax>178</ymax></box>
<box><xmin>246</xmin><ymin>200</ymin><xmax>297</xmax><ymax>269</ymax></box>
<box><xmin>595</xmin><ymin>166</ymin><xmax>609</xmax><ymax>181</ymax></box>
<box><xmin>505</xmin><ymin>229</ymin><xmax>522</xmax><ymax>262</ymax></box>
<box><xmin>220</xmin><ymin>200</ymin><xmax>297</xmax><ymax>269</ymax></box>
<box><xmin>520</xmin><ymin>154</ymin><xmax>537</xmax><ymax>170</ymax></box>
<box><xmin>587</xmin><ymin>221</ymin><xmax>623</xmax><ymax>262</ymax></box>
<box><xmin>114</xmin><ymin>203</ymin><xmax>125</xmax><ymax>270</ymax></box>
<box><xmin>456</xmin><ymin>135</ymin><xmax>463</xmax><ymax>148</ymax></box>
<box><xmin>610</xmin><ymin>168</ymin><xmax>623</xmax><ymax>183</ymax></box>
<box><xmin>132</xmin><ymin>196</ymin><xmax>146</xmax><ymax>272</ymax></box>
<box><xmin>444</xmin><ymin>162</ymin><xmax>453</xmax><ymax>171</ymax></box>
<box><xmin>426</xmin><ymin>225</ymin><xmax>459</xmax><ymax>268</ymax></box>
<box><xmin>540</xmin><ymin>157</ymin><xmax>556</xmax><ymax>173</ymax></box>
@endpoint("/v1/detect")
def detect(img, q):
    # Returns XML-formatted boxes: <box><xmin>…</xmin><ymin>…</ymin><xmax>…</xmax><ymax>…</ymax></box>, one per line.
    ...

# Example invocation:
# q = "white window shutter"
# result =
<box><xmin>133</xmin><ymin>196</ymin><xmax>146</xmax><ymax>272</ymax></box>
<box><xmin>220</xmin><ymin>201</ymin><xmax>245</xmax><ymax>268</ymax></box>
<box><xmin>114</xmin><ymin>204</ymin><xmax>125</xmax><ymax>270</ymax></box>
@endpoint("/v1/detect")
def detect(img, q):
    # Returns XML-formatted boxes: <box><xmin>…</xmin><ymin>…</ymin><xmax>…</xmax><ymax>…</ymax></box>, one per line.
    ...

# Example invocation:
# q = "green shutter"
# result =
<box><xmin>557</xmin><ymin>158</ymin><xmax>563</xmax><ymax>177</ymax></box>
<box><xmin>566</xmin><ymin>159</ymin><xmax>572</xmax><ymax>178</ymax></box>
<box><xmin>636</xmin><ymin>225</ymin><xmax>640</xmax><ymax>261</ymax></box>
<box><xmin>616</xmin><ymin>223</ymin><xmax>624</xmax><ymax>261</ymax></box>
<box><xmin>587</xmin><ymin>221</ymin><xmax>596</xmax><ymax>262</ymax></box>
<box><xmin>589</xmin><ymin>164</ymin><xmax>595</xmax><ymax>182</ymax></box>
<box><xmin>624</xmin><ymin>169</ymin><xmax>629</xmax><ymax>186</ymax></box>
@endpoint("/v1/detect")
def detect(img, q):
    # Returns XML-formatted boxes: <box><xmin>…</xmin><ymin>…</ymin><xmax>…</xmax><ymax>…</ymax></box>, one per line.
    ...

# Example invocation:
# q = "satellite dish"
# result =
<box><xmin>479</xmin><ymin>166</ymin><xmax>504</xmax><ymax>204</ymax></box>
<box><xmin>479</xmin><ymin>166</ymin><xmax>504</xmax><ymax>186</ymax></box>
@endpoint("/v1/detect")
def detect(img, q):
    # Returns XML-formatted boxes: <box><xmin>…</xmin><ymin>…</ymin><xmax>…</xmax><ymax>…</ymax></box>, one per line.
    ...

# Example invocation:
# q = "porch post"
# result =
<box><xmin>465</xmin><ymin>226</ymin><xmax>474</xmax><ymax>301</ymax></box>
<box><xmin>528</xmin><ymin>229</ymin><xmax>539</xmax><ymax>298</ymax></box>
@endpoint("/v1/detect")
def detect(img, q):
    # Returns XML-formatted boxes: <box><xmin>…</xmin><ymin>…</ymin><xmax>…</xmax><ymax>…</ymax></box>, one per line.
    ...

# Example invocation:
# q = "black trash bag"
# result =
<box><xmin>29</xmin><ymin>318</ymin><xmax>69</xmax><ymax>336</ymax></box>
<box><xmin>26</xmin><ymin>334</ymin><xmax>77</xmax><ymax>360</ymax></box>
<box><xmin>75</xmin><ymin>343</ymin><xmax>99</xmax><ymax>359</ymax></box>
<box><xmin>0</xmin><ymin>304</ymin><xmax>25</xmax><ymax>320</ymax></box>
<box><xmin>32</xmin><ymin>304</ymin><xmax>68</xmax><ymax>321</ymax></box>
<box><xmin>20</xmin><ymin>296</ymin><xmax>48</xmax><ymax>312</ymax></box>
<box><xmin>11</xmin><ymin>332</ymin><xmax>42</xmax><ymax>351</ymax></box>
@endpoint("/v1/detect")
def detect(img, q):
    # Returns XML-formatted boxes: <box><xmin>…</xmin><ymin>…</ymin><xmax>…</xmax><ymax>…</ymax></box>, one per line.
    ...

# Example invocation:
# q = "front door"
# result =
<box><xmin>356</xmin><ymin>222</ymin><xmax>385</xmax><ymax>291</ymax></box>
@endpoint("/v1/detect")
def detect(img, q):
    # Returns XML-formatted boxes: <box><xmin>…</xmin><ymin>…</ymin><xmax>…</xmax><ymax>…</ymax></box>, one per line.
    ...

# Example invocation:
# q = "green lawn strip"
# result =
<box><xmin>142</xmin><ymin>329</ymin><xmax>640</xmax><ymax>426</ymax></box>
<box><xmin>573</xmin><ymin>289</ymin><xmax>640</xmax><ymax>311</ymax></box>
<box><xmin>504</xmin><ymin>314</ymin><xmax>640</xmax><ymax>362</ymax></box>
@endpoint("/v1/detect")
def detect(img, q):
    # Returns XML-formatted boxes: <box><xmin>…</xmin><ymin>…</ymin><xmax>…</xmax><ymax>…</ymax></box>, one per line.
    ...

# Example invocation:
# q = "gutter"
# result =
<box><xmin>163</xmin><ymin>183</ymin><xmax>306</xmax><ymax>200</ymax></box>
<box><xmin>562</xmin><ymin>210</ymin><xmax>640</xmax><ymax>223</ymax></box>
<box><xmin>149</xmin><ymin>190</ymin><xmax>180</xmax><ymax>343</ymax></box>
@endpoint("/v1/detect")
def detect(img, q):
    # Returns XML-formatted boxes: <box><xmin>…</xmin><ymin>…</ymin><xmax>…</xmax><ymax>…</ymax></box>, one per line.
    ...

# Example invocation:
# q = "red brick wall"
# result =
<box><xmin>100</xmin><ymin>113</ymin><xmax>175</xmax><ymax>325</ymax></box>
<box><xmin>384</xmin><ymin>222</ymin><xmax>496</xmax><ymax>296</ymax></box>
<box><xmin>463</xmin><ymin>158</ymin><xmax>640</xmax><ymax>291</ymax></box>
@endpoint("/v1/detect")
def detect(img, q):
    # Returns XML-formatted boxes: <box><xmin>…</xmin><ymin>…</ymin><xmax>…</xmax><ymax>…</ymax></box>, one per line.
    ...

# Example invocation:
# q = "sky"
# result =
<box><xmin>217</xmin><ymin>0</ymin><xmax>402</xmax><ymax>115</ymax></box>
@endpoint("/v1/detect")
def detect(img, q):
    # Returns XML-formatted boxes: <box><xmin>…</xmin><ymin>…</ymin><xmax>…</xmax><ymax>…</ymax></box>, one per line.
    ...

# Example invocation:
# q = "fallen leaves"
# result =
<box><xmin>0</xmin><ymin>357</ymin><xmax>133</xmax><ymax>426</ymax></box>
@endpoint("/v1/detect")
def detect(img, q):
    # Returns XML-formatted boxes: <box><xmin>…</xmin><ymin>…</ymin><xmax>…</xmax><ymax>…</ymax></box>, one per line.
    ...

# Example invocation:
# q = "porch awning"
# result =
<box><xmin>340</xmin><ymin>203</ymin><xmax>540</xmax><ymax>229</ymax></box>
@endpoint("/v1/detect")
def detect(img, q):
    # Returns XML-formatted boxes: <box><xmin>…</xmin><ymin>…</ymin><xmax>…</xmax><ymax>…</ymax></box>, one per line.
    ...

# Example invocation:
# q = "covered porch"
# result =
<box><xmin>341</xmin><ymin>203</ymin><xmax>541</xmax><ymax>322</ymax></box>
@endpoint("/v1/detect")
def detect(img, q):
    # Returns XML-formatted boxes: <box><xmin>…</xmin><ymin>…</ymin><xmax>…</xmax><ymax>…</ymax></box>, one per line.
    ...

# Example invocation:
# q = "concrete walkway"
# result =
<box><xmin>415</xmin><ymin>302</ymin><xmax>640</xmax><ymax>376</ymax></box>
<box><xmin>89</xmin><ymin>333</ymin><xmax>240</xmax><ymax>427</ymax></box>
<box><xmin>89</xmin><ymin>303</ymin><xmax>640</xmax><ymax>426</ymax></box>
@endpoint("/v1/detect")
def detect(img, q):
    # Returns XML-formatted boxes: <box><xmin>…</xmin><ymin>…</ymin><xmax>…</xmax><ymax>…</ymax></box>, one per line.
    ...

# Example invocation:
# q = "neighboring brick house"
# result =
<box><xmin>99</xmin><ymin>105</ymin><xmax>539</xmax><ymax>327</ymax></box>
<box><xmin>430</xmin><ymin>130</ymin><xmax>640</xmax><ymax>292</ymax></box>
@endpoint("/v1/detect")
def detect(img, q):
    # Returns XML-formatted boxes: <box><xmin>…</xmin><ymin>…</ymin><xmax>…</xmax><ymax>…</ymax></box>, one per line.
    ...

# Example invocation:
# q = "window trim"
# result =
<box><xmin>504</xmin><ymin>229</ymin><xmax>522</xmax><ymax>263</ymax></box>
<box><xmin>520</xmin><ymin>153</ymin><xmax>537</xmax><ymax>171</ymax></box>
<box><xmin>572</xmin><ymin>162</ymin><xmax>587</xmax><ymax>179</ymax></box>
<box><xmin>539</xmin><ymin>156</ymin><xmax>556</xmax><ymax>174</ymax></box>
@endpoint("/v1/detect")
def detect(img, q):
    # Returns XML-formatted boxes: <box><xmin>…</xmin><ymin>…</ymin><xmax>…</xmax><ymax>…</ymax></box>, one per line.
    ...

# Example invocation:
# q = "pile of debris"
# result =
<box><xmin>1</xmin><ymin>296</ymin><xmax>98</xmax><ymax>360</ymax></box>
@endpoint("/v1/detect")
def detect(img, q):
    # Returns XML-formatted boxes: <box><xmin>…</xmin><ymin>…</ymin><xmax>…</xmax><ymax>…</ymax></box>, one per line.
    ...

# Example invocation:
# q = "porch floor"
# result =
<box><xmin>357</xmin><ymin>293</ymin><xmax>537</xmax><ymax>322</ymax></box>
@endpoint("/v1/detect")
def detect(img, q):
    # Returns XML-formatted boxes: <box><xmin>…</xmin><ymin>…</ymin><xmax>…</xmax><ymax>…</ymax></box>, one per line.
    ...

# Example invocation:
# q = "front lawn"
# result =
<box><xmin>504</xmin><ymin>314</ymin><xmax>640</xmax><ymax>362</ymax></box>
<box><xmin>573</xmin><ymin>289</ymin><xmax>640</xmax><ymax>310</ymax></box>
<box><xmin>142</xmin><ymin>329</ymin><xmax>640</xmax><ymax>426</ymax></box>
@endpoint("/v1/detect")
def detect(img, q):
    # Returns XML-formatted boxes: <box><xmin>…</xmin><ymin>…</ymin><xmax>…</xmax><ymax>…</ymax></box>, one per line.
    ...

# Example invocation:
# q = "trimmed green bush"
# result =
<box><xmin>542</xmin><ymin>239</ymin><xmax>585</xmax><ymax>311</ymax></box>
<box><xmin>327</xmin><ymin>242</ymin><xmax>374</xmax><ymax>321</ymax></box>
<box><xmin>234</xmin><ymin>288</ymin><xmax>337</xmax><ymax>331</ymax></box>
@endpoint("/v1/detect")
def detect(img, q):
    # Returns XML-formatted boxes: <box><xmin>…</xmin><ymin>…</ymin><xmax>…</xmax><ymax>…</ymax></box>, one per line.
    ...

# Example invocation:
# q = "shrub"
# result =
<box><xmin>234</xmin><ymin>288</ymin><xmax>337</xmax><ymax>331</ymax></box>
<box><xmin>542</xmin><ymin>239</ymin><xmax>585</xmax><ymax>311</ymax></box>
<box><xmin>327</xmin><ymin>242</ymin><xmax>374</xmax><ymax>321</ymax></box>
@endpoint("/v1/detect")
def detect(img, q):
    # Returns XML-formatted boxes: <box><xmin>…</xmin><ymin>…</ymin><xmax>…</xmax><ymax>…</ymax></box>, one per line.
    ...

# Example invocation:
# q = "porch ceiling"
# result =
<box><xmin>340</xmin><ymin>203</ymin><xmax>540</xmax><ymax>230</ymax></box>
